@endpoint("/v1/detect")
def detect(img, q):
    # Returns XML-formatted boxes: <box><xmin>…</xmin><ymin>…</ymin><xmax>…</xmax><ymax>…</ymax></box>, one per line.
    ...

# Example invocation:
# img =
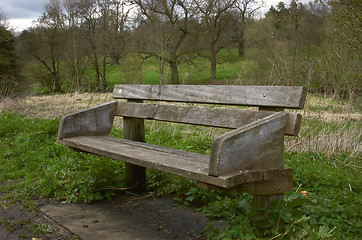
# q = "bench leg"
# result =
<box><xmin>253</xmin><ymin>193</ymin><xmax>283</xmax><ymax>210</ymax></box>
<box><xmin>125</xmin><ymin>163</ymin><xmax>147</xmax><ymax>194</ymax></box>
<box><xmin>123</xmin><ymin>110</ymin><xmax>147</xmax><ymax>194</ymax></box>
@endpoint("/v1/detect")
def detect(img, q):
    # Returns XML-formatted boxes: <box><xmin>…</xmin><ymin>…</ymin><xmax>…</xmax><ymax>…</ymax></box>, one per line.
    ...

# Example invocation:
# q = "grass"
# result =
<box><xmin>0</xmin><ymin>112</ymin><xmax>125</xmax><ymax>203</ymax></box>
<box><xmin>0</xmin><ymin>93</ymin><xmax>361</xmax><ymax>239</ymax></box>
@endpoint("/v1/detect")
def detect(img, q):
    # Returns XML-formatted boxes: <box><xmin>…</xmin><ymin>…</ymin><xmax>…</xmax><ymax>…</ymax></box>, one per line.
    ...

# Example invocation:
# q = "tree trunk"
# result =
<box><xmin>170</xmin><ymin>60</ymin><xmax>179</xmax><ymax>85</ymax></box>
<box><xmin>101</xmin><ymin>55</ymin><xmax>108</xmax><ymax>92</ymax></box>
<box><xmin>53</xmin><ymin>73</ymin><xmax>62</xmax><ymax>93</ymax></box>
<box><xmin>95</xmin><ymin>69</ymin><xmax>101</xmax><ymax>91</ymax></box>
<box><xmin>169</xmin><ymin>49</ymin><xmax>179</xmax><ymax>84</ymax></box>
<box><xmin>210</xmin><ymin>43</ymin><xmax>217</xmax><ymax>81</ymax></box>
<box><xmin>333</xmin><ymin>85</ymin><xmax>340</xmax><ymax>100</ymax></box>
<box><xmin>157</xmin><ymin>57</ymin><xmax>166</xmax><ymax>85</ymax></box>
<box><xmin>238</xmin><ymin>38</ymin><xmax>245</xmax><ymax>58</ymax></box>
<box><xmin>92</xmin><ymin>53</ymin><xmax>101</xmax><ymax>91</ymax></box>
<box><xmin>111</xmin><ymin>54</ymin><xmax>119</xmax><ymax>65</ymax></box>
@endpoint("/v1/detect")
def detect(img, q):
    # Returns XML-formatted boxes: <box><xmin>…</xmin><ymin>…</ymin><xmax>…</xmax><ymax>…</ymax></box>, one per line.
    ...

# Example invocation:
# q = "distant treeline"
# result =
<box><xmin>0</xmin><ymin>0</ymin><xmax>360</xmax><ymax>103</ymax></box>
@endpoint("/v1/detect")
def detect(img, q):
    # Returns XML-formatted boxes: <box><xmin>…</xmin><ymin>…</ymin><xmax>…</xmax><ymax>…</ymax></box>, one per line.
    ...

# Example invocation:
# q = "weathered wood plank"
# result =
<box><xmin>112</xmin><ymin>85</ymin><xmax>307</xmax><ymax>109</ymax></box>
<box><xmin>123</xmin><ymin>99</ymin><xmax>147</xmax><ymax>193</ymax></box>
<box><xmin>116</xmin><ymin>102</ymin><xmax>300</xmax><ymax>135</ymax></box>
<box><xmin>198</xmin><ymin>168</ymin><xmax>293</xmax><ymax>195</ymax></box>
<box><xmin>58</xmin><ymin>136</ymin><xmax>285</xmax><ymax>188</ymax></box>
<box><xmin>209</xmin><ymin>112</ymin><xmax>287</xmax><ymax>176</ymax></box>
<box><xmin>286</xmin><ymin>113</ymin><xmax>302</xmax><ymax>137</ymax></box>
<box><xmin>58</xmin><ymin>101</ymin><xmax>117</xmax><ymax>139</ymax></box>
<box><xmin>57</xmin><ymin>136</ymin><xmax>214</xmax><ymax>183</ymax></box>
<box><xmin>116</xmin><ymin>102</ymin><xmax>274</xmax><ymax>129</ymax></box>
<box><xmin>234</xmin><ymin>168</ymin><xmax>293</xmax><ymax>195</ymax></box>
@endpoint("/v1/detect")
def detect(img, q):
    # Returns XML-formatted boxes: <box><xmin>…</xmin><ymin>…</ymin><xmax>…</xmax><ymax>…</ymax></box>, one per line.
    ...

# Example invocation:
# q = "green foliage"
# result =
<box><xmin>0</xmin><ymin>112</ymin><xmax>125</xmax><ymax>203</ymax></box>
<box><xmin>0</xmin><ymin>112</ymin><xmax>360</xmax><ymax>239</ymax></box>
<box><xmin>28</xmin><ymin>224</ymin><xmax>54</xmax><ymax>235</ymax></box>
<box><xmin>139</xmin><ymin>119</ymin><xmax>361</xmax><ymax>239</ymax></box>
<box><xmin>244</xmin><ymin>1</ymin><xmax>361</xmax><ymax>103</ymax></box>
<box><xmin>0</xmin><ymin>26</ymin><xmax>23</xmax><ymax>97</ymax></box>
<box><xmin>200</xmin><ymin>152</ymin><xmax>361</xmax><ymax>239</ymax></box>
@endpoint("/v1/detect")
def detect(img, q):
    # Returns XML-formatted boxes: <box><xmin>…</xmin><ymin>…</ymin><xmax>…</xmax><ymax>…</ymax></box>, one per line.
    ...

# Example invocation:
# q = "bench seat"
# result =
<box><xmin>57</xmin><ymin>135</ymin><xmax>292</xmax><ymax>190</ymax></box>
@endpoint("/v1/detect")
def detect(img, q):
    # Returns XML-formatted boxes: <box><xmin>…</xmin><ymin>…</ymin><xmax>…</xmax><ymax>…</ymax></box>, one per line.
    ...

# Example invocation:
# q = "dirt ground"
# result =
<box><xmin>0</xmin><ymin>193</ymin><xmax>224</xmax><ymax>240</ymax></box>
<box><xmin>0</xmin><ymin>193</ymin><xmax>75</xmax><ymax>240</ymax></box>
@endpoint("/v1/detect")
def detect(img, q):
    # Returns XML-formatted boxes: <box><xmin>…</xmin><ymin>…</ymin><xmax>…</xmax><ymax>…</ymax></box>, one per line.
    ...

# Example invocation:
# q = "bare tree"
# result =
<box><xmin>77</xmin><ymin>0</ymin><xmax>109</xmax><ymax>92</ymax></box>
<box><xmin>34</xmin><ymin>0</ymin><xmax>65</xmax><ymax>93</ymax></box>
<box><xmin>63</xmin><ymin>0</ymin><xmax>89</xmax><ymax>91</ymax></box>
<box><xmin>0</xmin><ymin>7</ymin><xmax>9</xmax><ymax>28</ymax></box>
<box><xmin>131</xmin><ymin>0</ymin><xmax>194</xmax><ymax>84</ymax></box>
<box><xmin>319</xmin><ymin>0</ymin><xmax>361</xmax><ymax>103</ymax></box>
<box><xmin>108</xmin><ymin>0</ymin><xmax>131</xmax><ymax>65</ymax></box>
<box><xmin>193</xmin><ymin>0</ymin><xmax>235</xmax><ymax>81</ymax></box>
<box><xmin>232</xmin><ymin>0</ymin><xmax>263</xmax><ymax>57</ymax></box>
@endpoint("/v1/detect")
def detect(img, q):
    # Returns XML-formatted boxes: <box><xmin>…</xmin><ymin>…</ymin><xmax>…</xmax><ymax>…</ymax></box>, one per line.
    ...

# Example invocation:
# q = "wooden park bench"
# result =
<box><xmin>57</xmin><ymin>85</ymin><xmax>307</xmax><ymax>209</ymax></box>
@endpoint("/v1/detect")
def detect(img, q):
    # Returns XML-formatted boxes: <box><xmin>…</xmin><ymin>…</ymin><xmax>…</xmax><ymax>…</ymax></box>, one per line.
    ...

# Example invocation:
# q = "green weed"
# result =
<box><xmin>0</xmin><ymin>219</ymin><xmax>30</xmax><ymax>233</ymax></box>
<box><xmin>28</xmin><ymin>223</ymin><xmax>54</xmax><ymax>235</ymax></box>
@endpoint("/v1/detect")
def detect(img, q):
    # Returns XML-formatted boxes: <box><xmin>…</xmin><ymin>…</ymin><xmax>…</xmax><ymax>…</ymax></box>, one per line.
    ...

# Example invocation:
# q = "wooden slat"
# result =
<box><xmin>233</xmin><ymin>168</ymin><xmax>293</xmax><ymax>195</ymax></box>
<box><xmin>209</xmin><ymin>112</ymin><xmax>287</xmax><ymax>176</ymax></box>
<box><xmin>57</xmin><ymin>136</ymin><xmax>227</xmax><ymax>186</ymax></box>
<box><xmin>112</xmin><ymin>85</ymin><xmax>307</xmax><ymax>109</ymax></box>
<box><xmin>198</xmin><ymin>168</ymin><xmax>293</xmax><ymax>195</ymax></box>
<box><xmin>58</xmin><ymin>136</ymin><xmax>292</xmax><ymax>188</ymax></box>
<box><xmin>116</xmin><ymin>102</ymin><xmax>274</xmax><ymax>129</ymax></box>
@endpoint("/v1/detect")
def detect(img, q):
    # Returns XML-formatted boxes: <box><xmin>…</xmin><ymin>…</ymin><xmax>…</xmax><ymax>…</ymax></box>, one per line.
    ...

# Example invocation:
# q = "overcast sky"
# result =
<box><xmin>1</xmin><ymin>0</ymin><xmax>48</xmax><ymax>31</ymax></box>
<box><xmin>1</xmin><ymin>0</ymin><xmax>296</xmax><ymax>32</ymax></box>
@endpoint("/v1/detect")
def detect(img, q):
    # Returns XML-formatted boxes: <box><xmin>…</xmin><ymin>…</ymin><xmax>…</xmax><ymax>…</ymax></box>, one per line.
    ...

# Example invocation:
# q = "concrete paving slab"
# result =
<box><xmin>40</xmin><ymin>194</ymin><xmax>224</xmax><ymax>240</ymax></box>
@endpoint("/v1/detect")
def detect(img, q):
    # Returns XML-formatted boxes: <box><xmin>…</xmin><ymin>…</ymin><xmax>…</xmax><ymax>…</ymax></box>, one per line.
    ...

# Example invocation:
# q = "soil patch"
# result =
<box><xmin>0</xmin><ymin>194</ymin><xmax>76</xmax><ymax>240</ymax></box>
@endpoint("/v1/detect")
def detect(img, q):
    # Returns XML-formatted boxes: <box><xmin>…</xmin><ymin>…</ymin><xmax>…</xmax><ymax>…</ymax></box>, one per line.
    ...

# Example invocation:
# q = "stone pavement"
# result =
<box><xmin>40</xmin><ymin>194</ymin><xmax>224</xmax><ymax>240</ymax></box>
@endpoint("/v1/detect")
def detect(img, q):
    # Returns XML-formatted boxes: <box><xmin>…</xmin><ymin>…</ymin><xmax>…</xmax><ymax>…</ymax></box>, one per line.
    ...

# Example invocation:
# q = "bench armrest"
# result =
<box><xmin>209</xmin><ymin>112</ymin><xmax>294</xmax><ymax>176</ymax></box>
<box><xmin>58</xmin><ymin>101</ymin><xmax>118</xmax><ymax>139</ymax></box>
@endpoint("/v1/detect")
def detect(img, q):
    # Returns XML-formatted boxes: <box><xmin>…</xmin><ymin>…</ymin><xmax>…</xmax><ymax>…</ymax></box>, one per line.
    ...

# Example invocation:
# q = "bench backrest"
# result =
<box><xmin>112</xmin><ymin>85</ymin><xmax>306</xmax><ymax>131</ymax></box>
<box><xmin>112</xmin><ymin>85</ymin><xmax>307</xmax><ymax>176</ymax></box>
<box><xmin>112</xmin><ymin>85</ymin><xmax>306</xmax><ymax>109</ymax></box>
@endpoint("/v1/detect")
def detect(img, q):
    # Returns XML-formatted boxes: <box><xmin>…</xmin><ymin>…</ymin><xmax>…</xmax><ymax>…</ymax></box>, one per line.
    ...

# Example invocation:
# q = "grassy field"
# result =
<box><xmin>0</xmin><ymin>92</ymin><xmax>361</xmax><ymax>239</ymax></box>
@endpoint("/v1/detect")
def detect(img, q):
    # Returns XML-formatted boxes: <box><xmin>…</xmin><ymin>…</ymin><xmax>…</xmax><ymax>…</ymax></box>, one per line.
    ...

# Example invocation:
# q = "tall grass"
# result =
<box><xmin>285</xmin><ymin>95</ymin><xmax>361</xmax><ymax>172</ymax></box>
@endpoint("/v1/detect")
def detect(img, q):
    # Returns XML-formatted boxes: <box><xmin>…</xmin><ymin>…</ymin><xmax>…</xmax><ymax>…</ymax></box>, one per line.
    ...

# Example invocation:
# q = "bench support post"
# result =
<box><xmin>123</xmin><ymin>101</ymin><xmax>147</xmax><ymax>193</ymax></box>
<box><xmin>252</xmin><ymin>194</ymin><xmax>283</xmax><ymax>210</ymax></box>
<box><xmin>125</xmin><ymin>163</ymin><xmax>146</xmax><ymax>193</ymax></box>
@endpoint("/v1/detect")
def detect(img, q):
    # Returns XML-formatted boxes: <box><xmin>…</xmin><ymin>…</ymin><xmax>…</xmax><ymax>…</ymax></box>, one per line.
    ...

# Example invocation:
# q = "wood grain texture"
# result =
<box><xmin>233</xmin><ymin>168</ymin><xmax>293</xmax><ymax>195</ymax></box>
<box><xmin>209</xmin><ymin>112</ymin><xmax>288</xmax><ymax>176</ymax></box>
<box><xmin>286</xmin><ymin>113</ymin><xmax>302</xmax><ymax>137</ymax></box>
<box><xmin>57</xmin><ymin>136</ymin><xmax>288</xmax><ymax>188</ymax></box>
<box><xmin>58</xmin><ymin>101</ymin><xmax>117</xmax><ymax>139</ymax></box>
<box><xmin>123</xmin><ymin>100</ymin><xmax>147</xmax><ymax>193</ymax></box>
<box><xmin>198</xmin><ymin>168</ymin><xmax>293</xmax><ymax>195</ymax></box>
<box><xmin>116</xmin><ymin>102</ymin><xmax>300</xmax><ymax>135</ymax></box>
<box><xmin>112</xmin><ymin>85</ymin><xmax>307</xmax><ymax>109</ymax></box>
<box><xmin>116</xmin><ymin>102</ymin><xmax>274</xmax><ymax>129</ymax></box>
